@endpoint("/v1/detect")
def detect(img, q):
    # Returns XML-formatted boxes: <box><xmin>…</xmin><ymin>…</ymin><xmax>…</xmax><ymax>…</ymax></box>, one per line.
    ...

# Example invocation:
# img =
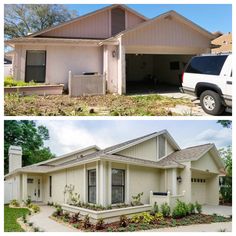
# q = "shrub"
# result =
<box><xmin>150</xmin><ymin>202</ymin><xmax>159</xmax><ymax>216</ymax></box>
<box><xmin>172</xmin><ymin>200</ymin><xmax>189</xmax><ymax>219</ymax></box>
<box><xmin>188</xmin><ymin>203</ymin><xmax>195</xmax><ymax>214</ymax></box>
<box><xmin>25</xmin><ymin>198</ymin><xmax>32</xmax><ymax>206</ymax></box>
<box><xmin>69</xmin><ymin>212</ymin><xmax>80</xmax><ymax>224</ymax></box>
<box><xmin>131</xmin><ymin>192</ymin><xmax>144</xmax><ymax>206</ymax></box>
<box><xmin>10</xmin><ymin>199</ymin><xmax>20</xmax><ymax>207</ymax></box>
<box><xmin>28</xmin><ymin>222</ymin><xmax>33</xmax><ymax>227</ymax></box>
<box><xmin>30</xmin><ymin>204</ymin><xmax>40</xmax><ymax>213</ymax></box>
<box><xmin>131</xmin><ymin>212</ymin><xmax>154</xmax><ymax>224</ymax></box>
<box><xmin>53</xmin><ymin>206</ymin><xmax>63</xmax><ymax>217</ymax></box>
<box><xmin>195</xmin><ymin>201</ymin><xmax>202</xmax><ymax>214</ymax></box>
<box><xmin>161</xmin><ymin>203</ymin><xmax>171</xmax><ymax>217</ymax></box>
<box><xmin>34</xmin><ymin>227</ymin><xmax>40</xmax><ymax>232</ymax></box>
<box><xmin>106</xmin><ymin>205</ymin><xmax>112</xmax><ymax>210</ymax></box>
<box><xmin>154</xmin><ymin>212</ymin><xmax>164</xmax><ymax>222</ymax></box>
<box><xmin>83</xmin><ymin>214</ymin><xmax>91</xmax><ymax>229</ymax></box>
<box><xmin>4</xmin><ymin>76</ymin><xmax>38</xmax><ymax>87</ymax></box>
<box><xmin>120</xmin><ymin>215</ymin><xmax>128</xmax><ymax>227</ymax></box>
<box><xmin>95</xmin><ymin>218</ymin><xmax>105</xmax><ymax>230</ymax></box>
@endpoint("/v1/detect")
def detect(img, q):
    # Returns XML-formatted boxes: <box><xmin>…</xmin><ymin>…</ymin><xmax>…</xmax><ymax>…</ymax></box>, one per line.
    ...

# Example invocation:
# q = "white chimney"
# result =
<box><xmin>9</xmin><ymin>146</ymin><xmax>22</xmax><ymax>172</ymax></box>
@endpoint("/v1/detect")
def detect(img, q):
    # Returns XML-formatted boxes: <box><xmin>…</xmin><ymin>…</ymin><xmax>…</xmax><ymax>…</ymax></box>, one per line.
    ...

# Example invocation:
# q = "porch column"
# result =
<box><xmin>107</xmin><ymin>162</ymin><xmax>112</xmax><ymax>205</ymax></box>
<box><xmin>99</xmin><ymin>160</ymin><xmax>106</xmax><ymax>206</ymax></box>
<box><xmin>117</xmin><ymin>37</ymin><xmax>126</xmax><ymax>94</ymax></box>
<box><xmin>125</xmin><ymin>164</ymin><xmax>130</xmax><ymax>204</ymax></box>
<box><xmin>22</xmin><ymin>173</ymin><xmax>28</xmax><ymax>201</ymax></box>
<box><xmin>83</xmin><ymin>164</ymin><xmax>87</xmax><ymax>203</ymax></box>
<box><xmin>172</xmin><ymin>169</ymin><xmax>177</xmax><ymax>195</ymax></box>
<box><xmin>96</xmin><ymin>161</ymin><xmax>99</xmax><ymax>204</ymax></box>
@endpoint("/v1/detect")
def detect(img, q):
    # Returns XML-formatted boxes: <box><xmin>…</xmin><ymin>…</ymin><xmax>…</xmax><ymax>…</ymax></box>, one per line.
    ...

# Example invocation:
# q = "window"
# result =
<box><xmin>49</xmin><ymin>176</ymin><xmax>52</xmax><ymax>197</ymax></box>
<box><xmin>88</xmin><ymin>169</ymin><xmax>96</xmax><ymax>204</ymax></box>
<box><xmin>158</xmin><ymin>135</ymin><xmax>166</xmax><ymax>158</ymax></box>
<box><xmin>170</xmin><ymin>61</ymin><xmax>180</xmax><ymax>70</ymax></box>
<box><xmin>185</xmin><ymin>55</ymin><xmax>227</xmax><ymax>75</ymax></box>
<box><xmin>112</xmin><ymin>169</ymin><xmax>125</xmax><ymax>204</ymax></box>
<box><xmin>27</xmin><ymin>178</ymin><xmax>34</xmax><ymax>184</ymax></box>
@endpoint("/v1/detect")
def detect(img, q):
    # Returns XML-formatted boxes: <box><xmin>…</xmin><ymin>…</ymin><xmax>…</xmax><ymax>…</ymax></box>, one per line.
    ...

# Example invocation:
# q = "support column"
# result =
<box><xmin>99</xmin><ymin>160</ymin><xmax>105</xmax><ymax>206</ymax></box>
<box><xmin>96</xmin><ymin>161</ymin><xmax>99</xmax><ymax>204</ymax></box>
<box><xmin>172</xmin><ymin>169</ymin><xmax>177</xmax><ymax>195</ymax></box>
<box><xmin>108</xmin><ymin>162</ymin><xmax>112</xmax><ymax>205</ymax></box>
<box><xmin>125</xmin><ymin>164</ymin><xmax>130</xmax><ymax>204</ymax></box>
<box><xmin>83</xmin><ymin>164</ymin><xmax>87</xmax><ymax>203</ymax></box>
<box><xmin>22</xmin><ymin>173</ymin><xmax>28</xmax><ymax>201</ymax></box>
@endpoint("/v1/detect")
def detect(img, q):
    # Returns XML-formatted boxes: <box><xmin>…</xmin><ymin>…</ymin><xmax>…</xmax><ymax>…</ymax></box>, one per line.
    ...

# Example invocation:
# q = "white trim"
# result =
<box><xmin>126</xmin><ymin>164</ymin><xmax>130</xmax><ymax>204</ymax></box>
<box><xmin>83</xmin><ymin>164</ymin><xmax>87</xmax><ymax>202</ymax></box>
<box><xmin>108</xmin><ymin>162</ymin><xmax>112</xmax><ymax>205</ymax></box>
<box><xmin>99</xmin><ymin>161</ymin><xmax>104</xmax><ymax>205</ymax></box>
<box><xmin>96</xmin><ymin>161</ymin><xmax>99</xmax><ymax>204</ymax></box>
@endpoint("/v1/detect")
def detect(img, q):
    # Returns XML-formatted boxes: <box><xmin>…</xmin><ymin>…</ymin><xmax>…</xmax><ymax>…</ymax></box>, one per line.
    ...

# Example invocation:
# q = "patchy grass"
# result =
<box><xmin>4</xmin><ymin>93</ymin><xmax>193</xmax><ymax>116</ymax></box>
<box><xmin>4</xmin><ymin>76</ymin><xmax>38</xmax><ymax>87</ymax></box>
<box><xmin>4</xmin><ymin>205</ymin><xmax>29</xmax><ymax>232</ymax></box>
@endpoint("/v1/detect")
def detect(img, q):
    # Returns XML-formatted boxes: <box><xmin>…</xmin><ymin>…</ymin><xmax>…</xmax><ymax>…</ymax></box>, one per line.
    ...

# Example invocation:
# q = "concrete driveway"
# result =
<box><xmin>202</xmin><ymin>204</ymin><xmax>232</xmax><ymax>217</ymax></box>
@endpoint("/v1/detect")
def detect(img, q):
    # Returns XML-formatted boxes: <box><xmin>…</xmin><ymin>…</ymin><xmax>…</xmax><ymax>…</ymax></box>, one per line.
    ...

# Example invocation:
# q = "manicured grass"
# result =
<box><xmin>4</xmin><ymin>205</ymin><xmax>29</xmax><ymax>232</ymax></box>
<box><xmin>4</xmin><ymin>94</ymin><xmax>192</xmax><ymax>116</ymax></box>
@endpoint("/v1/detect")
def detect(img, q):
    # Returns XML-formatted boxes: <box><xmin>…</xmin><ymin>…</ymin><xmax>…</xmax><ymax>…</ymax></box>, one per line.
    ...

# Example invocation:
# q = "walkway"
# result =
<box><xmin>202</xmin><ymin>204</ymin><xmax>232</xmax><ymax>217</ymax></box>
<box><xmin>29</xmin><ymin>205</ymin><xmax>78</xmax><ymax>232</ymax></box>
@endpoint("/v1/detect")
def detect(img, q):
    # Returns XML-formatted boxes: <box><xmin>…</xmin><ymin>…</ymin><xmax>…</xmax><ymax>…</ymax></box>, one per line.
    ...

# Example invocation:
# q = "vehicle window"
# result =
<box><xmin>185</xmin><ymin>55</ymin><xmax>228</xmax><ymax>75</ymax></box>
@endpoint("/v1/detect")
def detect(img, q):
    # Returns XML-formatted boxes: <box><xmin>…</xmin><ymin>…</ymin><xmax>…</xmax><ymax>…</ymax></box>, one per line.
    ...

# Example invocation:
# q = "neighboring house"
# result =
<box><xmin>4</xmin><ymin>130</ymin><xmax>224</xmax><ymax>206</ymax></box>
<box><xmin>5</xmin><ymin>4</ymin><xmax>216</xmax><ymax>94</ymax></box>
<box><xmin>211</xmin><ymin>32</ymin><xmax>232</xmax><ymax>53</ymax></box>
<box><xmin>4</xmin><ymin>56</ymin><xmax>13</xmax><ymax>77</ymax></box>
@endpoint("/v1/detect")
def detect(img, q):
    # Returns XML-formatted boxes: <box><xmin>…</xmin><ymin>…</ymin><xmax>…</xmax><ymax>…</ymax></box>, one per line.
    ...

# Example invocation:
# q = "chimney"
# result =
<box><xmin>9</xmin><ymin>146</ymin><xmax>22</xmax><ymax>173</ymax></box>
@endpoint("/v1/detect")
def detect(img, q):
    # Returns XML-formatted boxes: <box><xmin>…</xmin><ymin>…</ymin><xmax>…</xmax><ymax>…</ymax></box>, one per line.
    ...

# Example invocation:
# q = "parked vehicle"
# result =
<box><xmin>180</xmin><ymin>53</ymin><xmax>232</xmax><ymax>115</ymax></box>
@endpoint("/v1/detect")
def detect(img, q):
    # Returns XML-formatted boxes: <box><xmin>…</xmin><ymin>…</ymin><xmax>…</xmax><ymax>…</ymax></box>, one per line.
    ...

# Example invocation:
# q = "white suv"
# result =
<box><xmin>181</xmin><ymin>54</ymin><xmax>232</xmax><ymax>115</ymax></box>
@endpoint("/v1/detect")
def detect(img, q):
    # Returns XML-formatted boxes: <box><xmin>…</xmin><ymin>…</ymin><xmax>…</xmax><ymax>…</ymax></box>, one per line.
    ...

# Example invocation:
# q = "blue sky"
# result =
<box><xmin>37</xmin><ymin>120</ymin><xmax>232</xmax><ymax>156</ymax></box>
<box><xmin>67</xmin><ymin>4</ymin><xmax>232</xmax><ymax>33</ymax></box>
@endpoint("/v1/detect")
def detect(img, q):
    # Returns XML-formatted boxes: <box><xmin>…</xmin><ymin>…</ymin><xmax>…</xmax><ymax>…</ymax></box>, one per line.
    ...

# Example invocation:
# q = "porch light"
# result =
<box><xmin>112</xmin><ymin>50</ymin><xmax>117</xmax><ymax>58</ymax></box>
<box><xmin>177</xmin><ymin>176</ymin><xmax>182</xmax><ymax>183</ymax></box>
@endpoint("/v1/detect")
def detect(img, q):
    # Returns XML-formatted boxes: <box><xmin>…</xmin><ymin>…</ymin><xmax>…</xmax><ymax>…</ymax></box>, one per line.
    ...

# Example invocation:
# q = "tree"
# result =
<box><xmin>217</xmin><ymin>120</ymin><xmax>232</xmax><ymax>129</ymax></box>
<box><xmin>4</xmin><ymin>120</ymin><xmax>55</xmax><ymax>174</ymax></box>
<box><xmin>4</xmin><ymin>4</ymin><xmax>78</xmax><ymax>39</ymax></box>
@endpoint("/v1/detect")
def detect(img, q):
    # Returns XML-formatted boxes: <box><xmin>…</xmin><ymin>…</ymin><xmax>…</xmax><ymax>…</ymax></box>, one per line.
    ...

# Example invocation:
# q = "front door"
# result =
<box><xmin>25</xmin><ymin>50</ymin><xmax>46</xmax><ymax>83</ymax></box>
<box><xmin>27</xmin><ymin>176</ymin><xmax>42</xmax><ymax>202</ymax></box>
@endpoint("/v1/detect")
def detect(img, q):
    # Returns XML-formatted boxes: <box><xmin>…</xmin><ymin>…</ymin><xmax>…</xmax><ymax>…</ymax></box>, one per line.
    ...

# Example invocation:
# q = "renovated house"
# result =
<box><xmin>5</xmin><ymin>4</ymin><xmax>216</xmax><ymax>95</ymax></box>
<box><xmin>4</xmin><ymin>130</ymin><xmax>224</xmax><ymax>208</ymax></box>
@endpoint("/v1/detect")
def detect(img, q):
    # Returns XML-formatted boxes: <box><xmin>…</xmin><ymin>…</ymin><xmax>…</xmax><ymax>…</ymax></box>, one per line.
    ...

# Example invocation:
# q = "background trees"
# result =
<box><xmin>4</xmin><ymin>120</ymin><xmax>54</xmax><ymax>174</ymax></box>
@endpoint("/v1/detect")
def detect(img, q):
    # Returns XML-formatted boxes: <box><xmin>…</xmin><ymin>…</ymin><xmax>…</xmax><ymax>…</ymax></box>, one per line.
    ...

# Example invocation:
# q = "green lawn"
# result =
<box><xmin>4</xmin><ymin>205</ymin><xmax>29</xmax><ymax>232</ymax></box>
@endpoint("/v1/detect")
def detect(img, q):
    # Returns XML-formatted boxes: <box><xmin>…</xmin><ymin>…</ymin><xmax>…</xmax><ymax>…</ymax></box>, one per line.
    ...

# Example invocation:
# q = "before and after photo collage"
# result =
<box><xmin>1</xmin><ymin>0</ymin><xmax>234</xmax><ymax>234</ymax></box>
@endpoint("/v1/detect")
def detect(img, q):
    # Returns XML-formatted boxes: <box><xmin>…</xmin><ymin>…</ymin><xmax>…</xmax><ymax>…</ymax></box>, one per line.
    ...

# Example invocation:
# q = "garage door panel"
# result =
<box><xmin>191</xmin><ymin>178</ymin><xmax>206</xmax><ymax>204</ymax></box>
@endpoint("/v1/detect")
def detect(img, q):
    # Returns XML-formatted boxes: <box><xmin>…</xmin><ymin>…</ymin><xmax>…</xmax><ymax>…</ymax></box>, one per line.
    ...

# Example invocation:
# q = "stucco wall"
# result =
<box><xmin>129</xmin><ymin>165</ymin><xmax>160</xmax><ymax>204</ymax></box>
<box><xmin>13</xmin><ymin>44</ymin><xmax>103</xmax><ymax>88</ymax></box>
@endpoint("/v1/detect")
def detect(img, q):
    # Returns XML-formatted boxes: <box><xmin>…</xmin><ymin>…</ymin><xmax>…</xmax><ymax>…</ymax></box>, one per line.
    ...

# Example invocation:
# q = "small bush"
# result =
<box><xmin>25</xmin><ymin>198</ymin><xmax>32</xmax><ymax>206</ymax></box>
<box><xmin>4</xmin><ymin>76</ymin><xmax>38</xmax><ymax>87</ymax></box>
<box><xmin>131</xmin><ymin>192</ymin><xmax>144</xmax><ymax>206</ymax></box>
<box><xmin>131</xmin><ymin>212</ymin><xmax>154</xmax><ymax>224</ymax></box>
<box><xmin>69</xmin><ymin>212</ymin><xmax>80</xmax><ymax>224</ymax></box>
<box><xmin>95</xmin><ymin>218</ymin><xmax>105</xmax><ymax>230</ymax></box>
<box><xmin>28</xmin><ymin>222</ymin><xmax>33</xmax><ymax>227</ymax></box>
<box><xmin>161</xmin><ymin>203</ymin><xmax>171</xmax><ymax>217</ymax></box>
<box><xmin>30</xmin><ymin>204</ymin><xmax>40</xmax><ymax>213</ymax></box>
<box><xmin>188</xmin><ymin>203</ymin><xmax>195</xmax><ymax>214</ymax></box>
<box><xmin>83</xmin><ymin>214</ymin><xmax>91</xmax><ymax>229</ymax></box>
<box><xmin>119</xmin><ymin>215</ymin><xmax>128</xmax><ymax>227</ymax></box>
<box><xmin>172</xmin><ymin>200</ymin><xmax>189</xmax><ymax>219</ymax></box>
<box><xmin>34</xmin><ymin>227</ymin><xmax>39</xmax><ymax>232</ymax></box>
<box><xmin>10</xmin><ymin>199</ymin><xmax>20</xmax><ymax>207</ymax></box>
<box><xmin>106</xmin><ymin>205</ymin><xmax>112</xmax><ymax>210</ymax></box>
<box><xmin>195</xmin><ymin>201</ymin><xmax>202</xmax><ymax>214</ymax></box>
<box><xmin>150</xmin><ymin>202</ymin><xmax>159</xmax><ymax>216</ymax></box>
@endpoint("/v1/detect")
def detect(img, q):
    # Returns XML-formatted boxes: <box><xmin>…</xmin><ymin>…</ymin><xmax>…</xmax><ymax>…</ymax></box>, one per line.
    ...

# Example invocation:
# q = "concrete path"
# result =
<box><xmin>29</xmin><ymin>205</ymin><xmax>78</xmax><ymax>232</ymax></box>
<box><xmin>202</xmin><ymin>205</ymin><xmax>232</xmax><ymax>217</ymax></box>
<box><xmin>145</xmin><ymin>222</ymin><xmax>232</xmax><ymax>232</ymax></box>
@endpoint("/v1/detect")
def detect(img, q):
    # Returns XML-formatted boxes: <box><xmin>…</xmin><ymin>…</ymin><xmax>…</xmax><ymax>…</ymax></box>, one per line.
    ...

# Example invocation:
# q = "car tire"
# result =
<box><xmin>200</xmin><ymin>90</ymin><xmax>225</xmax><ymax>115</ymax></box>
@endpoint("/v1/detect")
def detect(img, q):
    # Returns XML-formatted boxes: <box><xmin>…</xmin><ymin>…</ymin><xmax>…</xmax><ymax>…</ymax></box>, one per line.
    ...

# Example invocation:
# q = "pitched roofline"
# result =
<box><xmin>27</xmin><ymin>4</ymin><xmax>148</xmax><ymax>38</ymax></box>
<box><xmin>112</xmin><ymin>10</ymin><xmax>215</xmax><ymax>40</ymax></box>
<box><xmin>108</xmin><ymin>130</ymin><xmax>180</xmax><ymax>154</ymax></box>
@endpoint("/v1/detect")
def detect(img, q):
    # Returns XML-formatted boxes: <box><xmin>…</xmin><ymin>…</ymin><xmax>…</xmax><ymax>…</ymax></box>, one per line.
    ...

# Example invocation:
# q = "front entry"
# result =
<box><xmin>25</xmin><ymin>50</ymin><xmax>46</xmax><ymax>83</ymax></box>
<box><xmin>27</xmin><ymin>176</ymin><xmax>42</xmax><ymax>202</ymax></box>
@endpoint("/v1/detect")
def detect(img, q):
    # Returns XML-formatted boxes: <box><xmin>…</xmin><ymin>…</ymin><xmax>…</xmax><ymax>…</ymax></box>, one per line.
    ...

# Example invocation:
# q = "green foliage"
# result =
<box><xmin>4</xmin><ymin>76</ymin><xmax>38</xmax><ymax>87</ymax></box>
<box><xmin>172</xmin><ymin>200</ymin><xmax>189</xmax><ymax>219</ymax></box>
<box><xmin>131</xmin><ymin>192</ymin><xmax>143</xmax><ymax>206</ymax></box>
<box><xmin>195</xmin><ymin>202</ymin><xmax>202</xmax><ymax>214</ymax></box>
<box><xmin>83</xmin><ymin>214</ymin><xmax>91</xmax><ymax>229</ymax></box>
<box><xmin>119</xmin><ymin>215</ymin><xmax>128</xmax><ymax>227</ymax></box>
<box><xmin>106</xmin><ymin>205</ymin><xmax>112</xmax><ymax>210</ymax></box>
<box><xmin>27</xmin><ymin>204</ymin><xmax>40</xmax><ymax>213</ymax></box>
<box><xmin>131</xmin><ymin>212</ymin><xmax>155</xmax><ymax>224</ymax></box>
<box><xmin>64</xmin><ymin>184</ymin><xmax>81</xmax><ymax>206</ymax></box>
<box><xmin>4</xmin><ymin>120</ymin><xmax>54</xmax><ymax>174</ymax></box>
<box><xmin>150</xmin><ymin>202</ymin><xmax>159</xmax><ymax>216</ymax></box>
<box><xmin>25</xmin><ymin>198</ymin><xmax>32</xmax><ymax>206</ymax></box>
<box><xmin>217</xmin><ymin>120</ymin><xmax>232</xmax><ymax>129</ymax></box>
<box><xmin>160</xmin><ymin>203</ymin><xmax>171</xmax><ymax>217</ymax></box>
<box><xmin>95</xmin><ymin>218</ymin><xmax>105</xmax><ymax>230</ymax></box>
<box><xmin>10</xmin><ymin>199</ymin><xmax>20</xmax><ymax>207</ymax></box>
<box><xmin>4</xmin><ymin>5</ymin><xmax>78</xmax><ymax>39</ymax></box>
<box><xmin>188</xmin><ymin>203</ymin><xmax>195</xmax><ymax>214</ymax></box>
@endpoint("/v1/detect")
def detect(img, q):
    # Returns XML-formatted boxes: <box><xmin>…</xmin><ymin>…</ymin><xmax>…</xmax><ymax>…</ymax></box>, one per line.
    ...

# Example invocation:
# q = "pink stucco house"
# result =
<box><xmin>6</xmin><ymin>4</ymin><xmax>216</xmax><ymax>95</ymax></box>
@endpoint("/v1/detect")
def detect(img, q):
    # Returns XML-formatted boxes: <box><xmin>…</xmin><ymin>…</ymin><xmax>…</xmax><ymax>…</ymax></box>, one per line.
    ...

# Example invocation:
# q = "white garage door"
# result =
<box><xmin>191</xmin><ymin>177</ymin><xmax>206</xmax><ymax>204</ymax></box>
<box><xmin>4</xmin><ymin>181</ymin><xmax>13</xmax><ymax>204</ymax></box>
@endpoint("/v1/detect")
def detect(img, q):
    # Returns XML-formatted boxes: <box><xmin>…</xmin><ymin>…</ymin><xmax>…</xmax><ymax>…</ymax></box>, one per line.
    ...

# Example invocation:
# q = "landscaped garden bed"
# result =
<box><xmin>51</xmin><ymin>200</ymin><xmax>232</xmax><ymax>232</ymax></box>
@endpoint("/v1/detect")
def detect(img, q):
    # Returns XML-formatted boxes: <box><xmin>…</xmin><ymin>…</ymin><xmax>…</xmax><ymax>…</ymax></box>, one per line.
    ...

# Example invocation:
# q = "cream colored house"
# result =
<box><xmin>5</xmin><ymin>4</ymin><xmax>217</xmax><ymax>95</ymax></box>
<box><xmin>4</xmin><ymin>130</ymin><xmax>224</xmax><ymax>207</ymax></box>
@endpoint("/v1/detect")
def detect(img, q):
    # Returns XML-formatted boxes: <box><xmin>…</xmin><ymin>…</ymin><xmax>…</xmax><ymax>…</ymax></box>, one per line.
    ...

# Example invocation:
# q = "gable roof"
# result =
<box><xmin>28</xmin><ymin>4</ymin><xmax>148</xmax><ymax>38</ymax></box>
<box><xmin>111</xmin><ymin>10</ymin><xmax>215</xmax><ymax>40</ymax></box>
<box><xmin>159</xmin><ymin>143</ymin><xmax>224</xmax><ymax>169</ymax></box>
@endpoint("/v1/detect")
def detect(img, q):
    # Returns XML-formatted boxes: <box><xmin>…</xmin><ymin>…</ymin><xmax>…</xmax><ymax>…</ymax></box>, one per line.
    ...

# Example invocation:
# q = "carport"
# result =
<box><xmin>125</xmin><ymin>53</ymin><xmax>194</xmax><ymax>94</ymax></box>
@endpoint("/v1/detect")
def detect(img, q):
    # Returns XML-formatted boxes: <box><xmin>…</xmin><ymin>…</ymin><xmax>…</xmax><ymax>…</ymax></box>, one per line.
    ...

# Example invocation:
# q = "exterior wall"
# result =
<box><xmin>122</xmin><ymin>16</ymin><xmax>211</xmax><ymax>51</ymax></box>
<box><xmin>129</xmin><ymin>165</ymin><xmax>160</xmax><ymax>204</ymax></box>
<box><xmin>41</xmin><ymin>10</ymin><xmax>110</xmax><ymax>39</ymax></box>
<box><xmin>4</xmin><ymin>174</ymin><xmax>21</xmax><ymax>203</ymax></box>
<box><xmin>206</xmin><ymin>175</ymin><xmax>219</xmax><ymax>205</ymax></box>
<box><xmin>13</xmin><ymin>44</ymin><xmax>103</xmax><ymax>88</ymax></box>
<box><xmin>126</xmin><ymin>11</ymin><xmax>146</xmax><ymax>29</ymax></box>
<box><xmin>117</xmin><ymin>136</ymin><xmax>176</xmax><ymax>161</ymax></box>
<box><xmin>191</xmin><ymin>152</ymin><xmax>220</xmax><ymax>174</ymax></box>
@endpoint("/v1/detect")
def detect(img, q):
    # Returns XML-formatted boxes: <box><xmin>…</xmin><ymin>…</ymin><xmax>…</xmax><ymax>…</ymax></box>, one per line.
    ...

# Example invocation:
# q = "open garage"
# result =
<box><xmin>125</xmin><ymin>53</ymin><xmax>194</xmax><ymax>94</ymax></box>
